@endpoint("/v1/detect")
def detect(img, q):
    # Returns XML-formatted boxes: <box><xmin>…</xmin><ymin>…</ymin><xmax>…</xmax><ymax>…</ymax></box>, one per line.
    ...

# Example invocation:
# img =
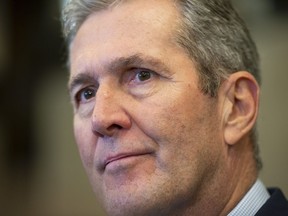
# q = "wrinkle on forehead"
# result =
<box><xmin>69</xmin><ymin>0</ymin><xmax>183</xmax><ymax>75</ymax></box>
<box><xmin>70</xmin><ymin>0</ymin><xmax>181</xmax><ymax>48</ymax></box>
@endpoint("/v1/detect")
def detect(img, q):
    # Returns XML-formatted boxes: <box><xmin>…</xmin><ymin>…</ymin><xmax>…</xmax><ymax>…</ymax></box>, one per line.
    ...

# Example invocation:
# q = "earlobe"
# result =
<box><xmin>223</xmin><ymin>72</ymin><xmax>260</xmax><ymax>145</ymax></box>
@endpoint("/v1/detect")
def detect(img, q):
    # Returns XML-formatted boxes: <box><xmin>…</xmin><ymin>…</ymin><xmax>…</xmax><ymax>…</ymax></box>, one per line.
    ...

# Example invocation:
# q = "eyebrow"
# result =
<box><xmin>68</xmin><ymin>73</ymin><xmax>96</xmax><ymax>94</ymax></box>
<box><xmin>68</xmin><ymin>53</ymin><xmax>171</xmax><ymax>93</ymax></box>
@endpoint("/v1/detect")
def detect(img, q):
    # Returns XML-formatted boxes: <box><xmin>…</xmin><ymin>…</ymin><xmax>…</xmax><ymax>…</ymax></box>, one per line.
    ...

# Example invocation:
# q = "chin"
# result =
<box><xmin>103</xmin><ymin>198</ymin><xmax>167</xmax><ymax>216</ymax></box>
<box><xmin>92</xmin><ymin>177</ymin><xmax>172</xmax><ymax>216</ymax></box>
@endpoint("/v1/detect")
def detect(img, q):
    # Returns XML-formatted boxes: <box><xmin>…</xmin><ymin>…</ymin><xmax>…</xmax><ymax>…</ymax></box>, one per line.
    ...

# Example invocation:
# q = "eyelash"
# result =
<box><xmin>75</xmin><ymin>86</ymin><xmax>96</xmax><ymax>104</ymax></box>
<box><xmin>73</xmin><ymin>68</ymin><xmax>157</xmax><ymax>105</ymax></box>
<box><xmin>129</xmin><ymin>68</ymin><xmax>156</xmax><ymax>84</ymax></box>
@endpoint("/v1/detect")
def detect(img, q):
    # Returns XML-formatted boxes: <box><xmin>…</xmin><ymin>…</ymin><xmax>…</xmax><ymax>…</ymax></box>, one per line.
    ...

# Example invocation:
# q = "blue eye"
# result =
<box><xmin>76</xmin><ymin>87</ymin><xmax>96</xmax><ymax>103</ymax></box>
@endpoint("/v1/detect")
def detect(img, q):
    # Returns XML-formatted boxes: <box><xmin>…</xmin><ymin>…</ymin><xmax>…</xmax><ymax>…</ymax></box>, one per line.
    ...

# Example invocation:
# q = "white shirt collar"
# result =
<box><xmin>228</xmin><ymin>179</ymin><xmax>270</xmax><ymax>216</ymax></box>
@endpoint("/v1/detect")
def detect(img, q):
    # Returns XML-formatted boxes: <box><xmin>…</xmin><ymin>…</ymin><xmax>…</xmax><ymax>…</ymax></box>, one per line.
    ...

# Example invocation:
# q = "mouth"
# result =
<box><xmin>103</xmin><ymin>152</ymin><xmax>153</xmax><ymax>171</ymax></box>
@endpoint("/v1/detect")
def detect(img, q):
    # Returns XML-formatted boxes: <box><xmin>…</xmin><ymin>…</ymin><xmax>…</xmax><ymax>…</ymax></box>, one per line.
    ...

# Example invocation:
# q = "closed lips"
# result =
<box><xmin>104</xmin><ymin>152</ymin><xmax>153</xmax><ymax>169</ymax></box>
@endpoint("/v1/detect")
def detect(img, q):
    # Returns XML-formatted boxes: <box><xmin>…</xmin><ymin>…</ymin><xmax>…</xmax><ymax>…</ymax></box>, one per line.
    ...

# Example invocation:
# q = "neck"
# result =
<box><xmin>160</xmin><ymin>138</ymin><xmax>258</xmax><ymax>216</ymax></box>
<box><xmin>180</xmin><ymin>139</ymin><xmax>258</xmax><ymax>216</ymax></box>
<box><xmin>219</xmin><ymin>139</ymin><xmax>258</xmax><ymax>216</ymax></box>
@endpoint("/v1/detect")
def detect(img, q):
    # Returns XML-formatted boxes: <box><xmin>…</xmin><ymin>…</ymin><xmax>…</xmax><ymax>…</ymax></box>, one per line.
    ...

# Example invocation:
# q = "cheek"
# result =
<box><xmin>74</xmin><ymin>117</ymin><xmax>96</xmax><ymax>169</ymax></box>
<box><xmin>137</xmin><ymin>94</ymin><xmax>202</xmax><ymax>143</ymax></box>
<box><xmin>140</xmin><ymin>90</ymin><xmax>220</xmax><ymax>158</ymax></box>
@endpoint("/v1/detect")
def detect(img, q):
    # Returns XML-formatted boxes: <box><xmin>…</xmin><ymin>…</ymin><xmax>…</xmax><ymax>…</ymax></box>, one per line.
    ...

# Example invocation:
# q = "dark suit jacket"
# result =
<box><xmin>255</xmin><ymin>188</ymin><xmax>288</xmax><ymax>216</ymax></box>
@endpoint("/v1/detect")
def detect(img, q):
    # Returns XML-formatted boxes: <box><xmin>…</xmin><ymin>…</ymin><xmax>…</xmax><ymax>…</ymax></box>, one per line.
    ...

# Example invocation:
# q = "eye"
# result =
<box><xmin>129</xmin><ymin>69</ymin><xmax>156</xmax><ymax>85</ymax></box>
<box><xmin>76</xmin><ymin>87</ymin><xmax>96</xmax><ymax>104</ymax></box>
<box><xmin>136</xmin><ymin>70</ymin><xmax>152</xmax><ymax>82</ymax></box>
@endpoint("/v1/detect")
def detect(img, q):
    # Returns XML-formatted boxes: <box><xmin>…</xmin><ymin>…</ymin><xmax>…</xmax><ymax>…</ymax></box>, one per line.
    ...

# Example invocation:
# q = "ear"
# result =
<box><xmin>222</xmin><ymin>72</ymin><xmax>260</xmax><ymax>145</ymax></box>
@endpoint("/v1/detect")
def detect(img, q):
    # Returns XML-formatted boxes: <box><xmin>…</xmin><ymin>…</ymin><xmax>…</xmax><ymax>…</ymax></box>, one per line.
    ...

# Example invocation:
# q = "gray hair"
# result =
<box><xmin>61</xmin><ymin>0</ymin><xmax>262</xmax><ymax>169</ymax></box>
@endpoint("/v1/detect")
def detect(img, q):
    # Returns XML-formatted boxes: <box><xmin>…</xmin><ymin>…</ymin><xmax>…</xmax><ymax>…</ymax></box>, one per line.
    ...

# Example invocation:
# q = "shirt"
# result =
<box><xmin>228</xmin><ymin>179</ymin><xmax>270</xmax><ymax>216</ymax></box>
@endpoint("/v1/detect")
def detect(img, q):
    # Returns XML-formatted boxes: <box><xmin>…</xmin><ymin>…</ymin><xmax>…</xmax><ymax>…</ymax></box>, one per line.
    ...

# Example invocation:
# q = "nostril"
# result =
<box><xmin>93</xmin><ymin>124</ymin><xmax>123</xmax><ymax>137</ymax></box>
<box><xmin>107</xmin><ymin>124</ymin><xmax>123</xmax><ymax>132</ymax></box>
<box><xmin>91</xmin><ymin>98</ymin><xmax>132</xmax><ymax>137</ymax></box>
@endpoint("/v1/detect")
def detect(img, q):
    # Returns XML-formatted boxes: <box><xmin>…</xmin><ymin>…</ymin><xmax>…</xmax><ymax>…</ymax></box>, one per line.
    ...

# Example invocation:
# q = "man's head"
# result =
<box><xmin>63</xmin><ymin>0</ymin><xmax>261</xmax><ymax>215</ymax></box>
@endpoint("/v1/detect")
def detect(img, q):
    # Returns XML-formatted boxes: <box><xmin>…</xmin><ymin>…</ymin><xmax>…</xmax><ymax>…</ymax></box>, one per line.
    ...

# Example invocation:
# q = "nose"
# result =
<box><xmin>91</xmin><ymin>86</ymin><xmax>132</xmax><ymax>137</ymax></box>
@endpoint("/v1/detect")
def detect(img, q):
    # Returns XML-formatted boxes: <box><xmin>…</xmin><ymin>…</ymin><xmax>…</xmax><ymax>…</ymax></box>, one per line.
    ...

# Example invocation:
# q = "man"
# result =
<box><xmin>62</xmin><ymin>0</ymin><xmax>288</xmax><ymax>215</ymax></box>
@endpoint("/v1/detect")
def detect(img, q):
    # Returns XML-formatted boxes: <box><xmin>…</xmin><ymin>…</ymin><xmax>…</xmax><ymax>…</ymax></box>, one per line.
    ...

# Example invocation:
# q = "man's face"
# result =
<box><xmin>69</xmin><ymin>0</ymin><xmax>226</xmax><ymax>215</ymax></box>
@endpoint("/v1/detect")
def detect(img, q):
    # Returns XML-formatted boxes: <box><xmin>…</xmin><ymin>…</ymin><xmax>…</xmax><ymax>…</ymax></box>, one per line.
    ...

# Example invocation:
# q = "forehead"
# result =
<box><xmin>70</xmin><ymin>0</ymin><xmax>181</xmax><ymax>70</ymax></box>
<box><xmin>75</xmin><ymin>0</ymin><xmax>179</xmax><ymax>37</ymax></box>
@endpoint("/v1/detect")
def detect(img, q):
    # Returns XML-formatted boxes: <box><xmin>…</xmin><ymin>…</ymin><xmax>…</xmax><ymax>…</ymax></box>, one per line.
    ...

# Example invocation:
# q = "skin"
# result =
<box><xmin>69</xmin><ymin>0</ymin><xmax>260</xmax><ymax>215</ymax></box>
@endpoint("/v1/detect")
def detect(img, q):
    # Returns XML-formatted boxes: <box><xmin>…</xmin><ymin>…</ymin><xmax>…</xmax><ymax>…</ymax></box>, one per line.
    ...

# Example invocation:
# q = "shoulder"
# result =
<box><xmin>255</xmin><ymin>188</ymin><xmax>288</xmax><ymax>216</ymax></box>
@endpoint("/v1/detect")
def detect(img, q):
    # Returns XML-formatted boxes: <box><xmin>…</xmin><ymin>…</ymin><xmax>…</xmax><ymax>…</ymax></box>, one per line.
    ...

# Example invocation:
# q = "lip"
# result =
<box><xmin>103</xmin><ymin>151</ymin><xmax>153</xmax><ymax>170</ymax></box>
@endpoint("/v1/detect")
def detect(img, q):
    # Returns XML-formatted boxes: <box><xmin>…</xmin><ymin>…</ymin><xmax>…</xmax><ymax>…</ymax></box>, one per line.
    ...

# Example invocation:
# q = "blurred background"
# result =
<box><xmin>0</xmin><ymin>0</ymin><xmax>287</xmax><ymax>215</ymax></box>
